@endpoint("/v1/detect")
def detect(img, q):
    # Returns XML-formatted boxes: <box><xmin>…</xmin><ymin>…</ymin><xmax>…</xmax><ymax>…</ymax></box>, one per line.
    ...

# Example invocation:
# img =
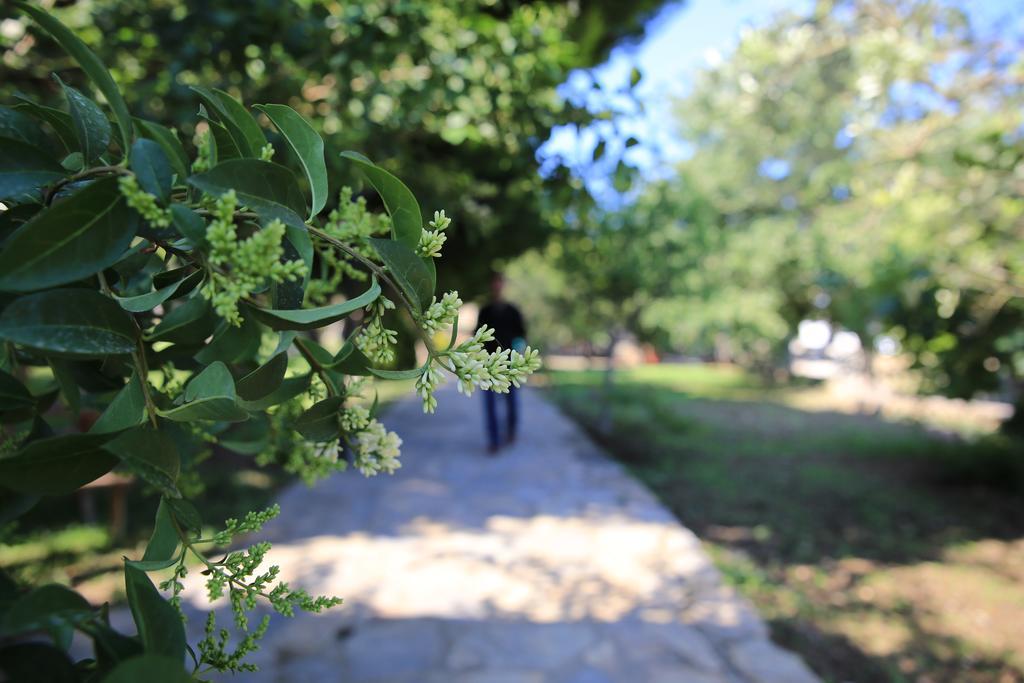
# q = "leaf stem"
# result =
<box><xmin>98</xmin><ymin>271</ymin><xmax>159</xmax><ymax>427</ymax></box>
<box><xmin>43</xmin><ymin>165</ymin><xmax>131</xmax><ymax>205</ymax></box>
<box><xmin>308</xmin><ymin>226</ymin><xmax>437</xmax><ymax>354</ymax></box>
<box><xmin>294</xmin><ymin>342</ymin><xmax>338</xmax><ymax>397</ymax></box>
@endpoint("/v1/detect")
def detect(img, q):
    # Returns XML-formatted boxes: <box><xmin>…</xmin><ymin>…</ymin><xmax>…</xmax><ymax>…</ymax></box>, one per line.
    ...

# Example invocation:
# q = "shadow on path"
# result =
<box><xmin>184</xmin><ymin>387</ymin><xmax>819</xmax><ymax>683</ymax></box>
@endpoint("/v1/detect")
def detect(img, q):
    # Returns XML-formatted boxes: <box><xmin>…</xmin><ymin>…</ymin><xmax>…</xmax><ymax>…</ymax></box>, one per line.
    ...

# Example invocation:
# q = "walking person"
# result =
<box><xmin>476</xmin><ymin>272</ymin><xmax>527</xmax><ymax>454</ymax></box>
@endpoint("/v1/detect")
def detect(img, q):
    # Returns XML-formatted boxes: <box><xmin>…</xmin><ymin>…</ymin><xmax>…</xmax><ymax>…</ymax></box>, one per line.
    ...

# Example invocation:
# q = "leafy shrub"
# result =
<box><xmin>0</xmin><ymin>3</ymin><xmax>539</xmax><ymax>679</ymax></box>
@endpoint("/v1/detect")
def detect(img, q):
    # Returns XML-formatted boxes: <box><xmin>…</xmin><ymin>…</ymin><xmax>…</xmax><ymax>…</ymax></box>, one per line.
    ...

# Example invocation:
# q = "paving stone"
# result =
<box><xmin>180</xmin><ymin>387</ymin><xmax>816</xmax><ymax>683</ymax></box>
<box><xmin>446</xmin><ymin>621</ymin><xmax>598</xmax><ymax>670</ymax></box>
<box><xmin>446</xmin><ymin>673</ymin><xmax>546</xmax><ymax>683</ymax></box>
<box><xmin>645</xmin><ymin>621</ymin><xmax>724</xmax><ymax>672</ymax></box>
<box><xmin>647</xmin><ymin>665</ymin><xmax>728</xmax><ymax>683</ymax></box>
<box><xmin>728</xmin><ymin>639</ymin><xmax>819</xmax><ymax>683</ymax></box>
<box><xmin>554</xmin><ymin>665</ymin><xmax>617</xmax><ymax>683</ymax></box>
<box><xmin>273</xmin><ymin>657</ymin><xmax>345</xmax><ymax>682</ymax></box>
<box><xmin>341</xmin><ymin>618</ymin><xmax>446</xmax><ymax>681</ymax></box>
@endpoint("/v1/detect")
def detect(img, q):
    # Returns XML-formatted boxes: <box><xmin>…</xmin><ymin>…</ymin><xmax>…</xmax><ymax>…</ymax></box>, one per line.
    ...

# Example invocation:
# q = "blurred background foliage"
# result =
<box><xmin>513</xmin><ymin>0</ymin><xmax>1024</xmax><ymax>428</ymax></box>
<box><xmin>0</xmin><ymin>0</ymin><xmax>662</xmax><ymax>293</ymax></box>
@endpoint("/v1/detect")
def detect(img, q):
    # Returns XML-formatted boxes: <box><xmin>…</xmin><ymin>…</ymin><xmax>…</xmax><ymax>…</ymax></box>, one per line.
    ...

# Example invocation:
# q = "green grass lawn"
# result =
<box><xmin>546</xmin><ymin>363</ymin><xmax>1024</xmax><ymax>683</ymax></box>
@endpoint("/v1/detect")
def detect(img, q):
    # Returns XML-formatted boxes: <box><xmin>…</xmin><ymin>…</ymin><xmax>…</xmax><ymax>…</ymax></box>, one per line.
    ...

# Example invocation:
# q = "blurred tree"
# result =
<box><xmin>519</xmin><ymin>0</ymin><xmax>1024</xmax><ymax>417</ymax></box>
<box><xmin>674</xmin><ymin>0</ymin><xmax>1022</xmax><ymax>403</ymax></box>
<box><xmin>0</xmin><ymin>0</ymin><xmax>666</xmax><ymax>293</ymax></box>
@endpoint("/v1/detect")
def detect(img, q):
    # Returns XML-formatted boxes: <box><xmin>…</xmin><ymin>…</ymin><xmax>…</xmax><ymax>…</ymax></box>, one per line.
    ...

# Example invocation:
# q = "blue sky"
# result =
<box><xmin>538</xmin><ymin>0</ymin><xmax>1024</xmax><ymax>193</ymax></box>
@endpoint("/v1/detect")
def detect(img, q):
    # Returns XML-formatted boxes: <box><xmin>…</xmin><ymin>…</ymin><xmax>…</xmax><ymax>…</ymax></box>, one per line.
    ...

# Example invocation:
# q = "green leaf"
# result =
<box><xmin>238</xmin><ymin>373</ymin><xmax>311</xmax><ymax>411</ymax></box>
<box><xmin>294</xmin><ymin>336</ymin><xmax>333</xmax><ymax>366</ymax></box>
<box><xmin>138</xmin><ymin>499</ymin><xmax>180</xmax><ymax>566</ymax></box>
<box><xmin>124</xmin><ymin>563</ymin><xmax>186</xmax><ymax>661</ymax></box>
<box><xmin>0</xmin><ymin>105</ymin><xmax>56</xmax><ymax>153</ymax></box>
<box><xmin>129</xmin><ymin>138</ymin><xmax>172</xmax><ymax>201</ymax></box>
<box><xmin>247</xmin><ymin>277</ymin><xmax>381</xmax><ymax>331</ymax></box>
<box><xmin>194</xmin><ymin>314</ymin><xmax>262</xmax><ymax>365</ymax></box>
<box><xmin>340</xmin><ymin>151</ymin><xmax>423</xmax><ymax>249</ymax></box>
<box><xmin>14</xmin><ymin>1</ymin><xmax>133</xmax><ymax>156</ymax></box>
<box><xmin>219</xmin><ymin>416</ymin><xmax>270</xmax><ymax>455</ymax></box>
<box><xmin>114</xmin><ymin>268</ymin><xmax>203</xmax><ymax>313</ymax></box>
<box><xmin>104</xmin><ymin>427</ymin><xmax>180</xmax><ymax>497</ymax></box>
<box><xmin>102</xmin><ymin>655</ymin><xmax>192</xmax><ymax>683</ymax></box>
<box><xmin>190</xmin><ymin>87</ymin><xmax>265</xmax><ymax>158</ymax></box>
<box><xmin>183</xmin><ymin>360</ymin><xmax>229</xmax><ymax>402</ymax></box>
<box><xmin>79</xmin><ymin>620</ymin><xmax>144</xmax><ymax>671</ymax></box>
<box><xmin>293</xmin><ymin>337</ymin><xmax>344</xmax><ymax>393</ymax></box>
<box><xmin>48</xmin><ymin>359</ymin><xmax>80</xmax><ymax>415</ymax></box>
<box><xmin>0</xmin><ymin>289</ymin><xmax>137</xmax><ymax>358</ymax></box>
<box><xmin>368</xmin><ymin>365</ymin><xmax>428</xmax><ymax>380</ymax></box>
<box><xmin>146</xmin><ymin>294</ymin><xmax>217</xmax><ymax>345</ymax></box>
<box><xmin>273</xmin><ymin>331</ymin><xmax>298</xmax><ymax>354</ymax></box>
<box><xmin>0</xmin><ymin>136</ymin><xmax>65</xmax><ymax>201</ymax></box>
<box><xmin>255</xmin><ymin>104</ymin><xmax>327</xmax><ymax>219</ymax></box>
<box><xmin>0</xmin><ymin>584</ymin><xmax>93</xmax><ymax>640</ymax></box>
<box><xmin>188</xmin><ymin>159</ymin><xmax>306</xmax><ymax>220</ymax></box>
<box><xmin>272</xmin><ymin>223</ymin><xmax>313</xmax><ymax>309</ymax></box>
<box><xmin>90</xmin><ymin>373</ymin><xmax>146</xmax><ymax>435</ymax></box>
<box><xmin>204</xmin><ymin>118</ymin><xmax>240</xmax><ymax>163</ymax></box>
<box><xmin>329</xmin><ymin>341</ymin><xmax>373</xmax><ymax>376</ymax></box>
<box><xmin>56</xmin><ymin>77</ymin><xmax>111</xmax><ymax>164</ymax></box>
<box><xmin>152</xmin><ymin>266</ymin><xmax>196</xmax><ymax>291</ymax></box>
<box><xmin>294</xmin><ymin>395</ymin><xmax>344</xmax><ymax>442</ymax></box>
<box><xmin>61</xmin><ymin>152</ymin><xmax>84</xmax><ymax>172</ymax></box>
<box><xmin>0</xmin><ymin>433</ymin><xmax>117</xmax><ymax>495</ymax></box>
<box><xmin>169</xmin><ymin>204</ymin><xmax>207</xmax><ymax>248</ymax></box>
<box><xmin>0</xmin><ymin>203</ymin><xmax>36</xmax><ymax>246</ymax></box>
<box><xmin>0</xmin><ymin>176</ymin><xmax>139</xmax><ymax>292</ymax></box>
<box><xmin>210</xmin><ymin>88</ymin><xmax>266</xmax><ymax>157</ymax></box>
<box><xmin>0</xmin><ymin>369</ymin><xmax>35</xmax><ymax>412</ymax></box>
<box><xmin>134</xmin><ymin>119</ymin><xmax>188</xmax><ymax>183</ymax></box>
<box><xmin>165</xmin><ymin>498</ymin><xmax>201</xmax><ymax>533</ymax></box>
<box><xmin>236</xmin><ymin>352</ymin><xmax>288</xmax><ymax>401</ymax></box>
<box><xmin>11</xmin><ymin>98</ymin><xmax>76</xmax><ymax>153</ymax></box>
<box><xmin>157</xmin><ymin>361</ymin><xmax>248</xmax><ymax>422</ymax></box>
<box><xmin>369</xmin><ymin>237</ymin><xmax>435</xmax><ymax>311</ymax></box>
<box><xmin>0</xmin><ymin>642</ymin><xmax>77</xmax><ymax>683</ymax></box>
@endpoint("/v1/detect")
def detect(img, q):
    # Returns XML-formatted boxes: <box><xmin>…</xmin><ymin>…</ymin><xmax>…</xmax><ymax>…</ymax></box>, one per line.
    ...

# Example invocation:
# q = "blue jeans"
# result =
<box><xmin>483</xmin><ymin>386</ymin><xmax>518</xmax><ymax>449</ymax></box>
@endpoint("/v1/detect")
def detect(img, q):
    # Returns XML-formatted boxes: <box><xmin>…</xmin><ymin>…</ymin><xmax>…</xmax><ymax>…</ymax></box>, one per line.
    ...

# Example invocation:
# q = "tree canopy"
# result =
<box><xmin>516</xmin><ymin>0</ymin><xmax>1024</xmax><ymax>415</ymax></box>
<box><xmin>2</xmin><ymin>0</ymin><xmax>664</xmax><ymax>293</ymax></box>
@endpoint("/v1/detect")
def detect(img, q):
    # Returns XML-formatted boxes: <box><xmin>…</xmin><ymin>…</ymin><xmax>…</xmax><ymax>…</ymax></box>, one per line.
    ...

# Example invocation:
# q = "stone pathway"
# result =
<box><xmin>186</xmin><ymin>387</ymin><xmax>818</xmax><ymax>683</ymax></box>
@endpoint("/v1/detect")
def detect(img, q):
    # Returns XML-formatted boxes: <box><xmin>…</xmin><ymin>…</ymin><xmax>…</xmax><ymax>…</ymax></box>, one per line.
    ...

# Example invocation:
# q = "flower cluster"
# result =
<box><xmin>447</xmin><ymin>325</ymin><xmax>542</xmax><ymax>396</ymax></box>
<box><xmin>192</xmin><ymin>129</ymin><xmax>212</xmax><ymax>173</ymax></box>
<box><xmin>340</xmin><ymin>404</ymin><xmax>370</xmax><ymax>433</ymax></box>
<box><xmin>256</xmin><ymin>394</ymin><xmax>347</xmax><ymax>486</ymax></box>
<box><xmin>351</xmin><ymin>418</ymin><xmax>402</xmax><ymax>476</ymax></box>
<box><xmin>415</xmin><ymin>363</ymin><xmax>446</xmax><ymax>413</ymax></box>
<box><xmin>118</xmin><ymin>174</ymin><xmax>171</xmax><ymax>227</ymax></box>
<box><xmin>158</xmin><ymin>561</ymin><xmax>189</xmax><ymax>616</ymax></box>
<box><xmin>411</xmin><ymin>326</ymin><xmax>543</xmax><ymax>413</ymax></box>
<box><xmin>211</xmin><ymin>504</ymin><xmax>282</xmax><ymax>546</ymax></box>
<box><xmin>258</xmin><ymin>143</ymin><xmax>275</xmax><ymax>161</ymax></box>
<box><xmin>197</xmin><ymin>612</ymin><xmax>268</xmax><ymax>674</ymax></box>
<box><xmin>355</xmin><ymin>295</ymin><xmax>397</xmax><ymax>364</ymax></box>
<box><xmin>417</xmin><ymin>209</ymin><xmax>451</xmax><ymax>258</ymax></box>
<box><xmin>307</xmin><ymin>187</ymin><xmax>391</xmax><ymax>304</ymax></box>
<box><xmin>203</xmin><ymin>190</ymin><xmax>306</xmax><ymax>325</ymax></box>
<box><xmin>192</xmin><ymin>505</ymin><xmax>341</xmax><ymax>673</ymax></box>
<box><xmin>419</xmin><ymin>290</ymin><xmax>462</xmax><ymax>336</ymax></box>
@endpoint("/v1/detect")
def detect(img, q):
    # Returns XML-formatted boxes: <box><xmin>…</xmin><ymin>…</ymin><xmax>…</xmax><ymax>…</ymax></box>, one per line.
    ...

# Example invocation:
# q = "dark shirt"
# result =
<box><xmin>476</xmin><ymin>301</ymin><xmax>526</xmax><ymax>353</ymax></box>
